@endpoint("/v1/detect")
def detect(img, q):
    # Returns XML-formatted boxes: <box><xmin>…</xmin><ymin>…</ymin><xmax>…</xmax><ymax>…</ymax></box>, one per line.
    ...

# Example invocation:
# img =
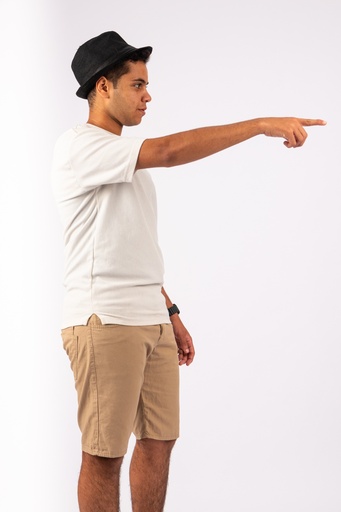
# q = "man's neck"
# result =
<box><xmin>87</xmin><ymin>110</ymin><xmax>123</xmax><ymax>136</ymax></box>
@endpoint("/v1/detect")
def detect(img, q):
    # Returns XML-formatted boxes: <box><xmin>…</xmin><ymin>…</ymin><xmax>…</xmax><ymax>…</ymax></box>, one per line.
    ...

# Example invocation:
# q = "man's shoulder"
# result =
<box><xmin>54</xmin><ymin>125</ymin><xmax>82</xmax><ymax>146</ymax></box>
<box><xmin>53</xmin><ymin>123</ymin><xmax>145</xmax><ymax>166</ymax></box>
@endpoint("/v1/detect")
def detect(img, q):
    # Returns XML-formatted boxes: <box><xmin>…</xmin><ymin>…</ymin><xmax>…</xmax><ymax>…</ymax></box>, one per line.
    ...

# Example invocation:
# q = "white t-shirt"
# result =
<box><xmin>51</xmin><ymin>123</ymin><xmax>169</xmax><ymax>328</ymax></box>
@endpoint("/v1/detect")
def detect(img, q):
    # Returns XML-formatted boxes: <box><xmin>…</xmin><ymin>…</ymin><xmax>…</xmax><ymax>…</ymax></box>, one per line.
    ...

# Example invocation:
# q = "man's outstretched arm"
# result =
<box><xmin>136</xmin><ymin>117</ymin><xmax>326</xmax><ymax>170</ymax></box>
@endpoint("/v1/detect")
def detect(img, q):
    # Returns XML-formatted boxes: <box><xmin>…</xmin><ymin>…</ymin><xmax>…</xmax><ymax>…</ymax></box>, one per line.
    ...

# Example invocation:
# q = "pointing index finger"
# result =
<box><xmin>300</xmin><ymin>118</ymin><xmax>327</xmax><ymax>127</ymax></box>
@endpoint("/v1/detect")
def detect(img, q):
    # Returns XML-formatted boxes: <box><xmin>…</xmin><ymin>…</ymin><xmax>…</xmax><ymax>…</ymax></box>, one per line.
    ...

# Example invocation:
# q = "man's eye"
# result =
<box><xmin>134</xmin><ymin>83</ymin><xmax>142</xmax><ymax>89</ymax></box>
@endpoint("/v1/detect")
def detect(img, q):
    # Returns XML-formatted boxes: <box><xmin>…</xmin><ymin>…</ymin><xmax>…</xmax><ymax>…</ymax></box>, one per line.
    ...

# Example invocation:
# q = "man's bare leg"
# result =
<box><xmin>78</xmin><ymin>451</ymin><xmax>124</xmax><ymax>512</ymax></box>
<box><xmin>129</xmin><ymin>438</ymin><xmax>176</xmax><ymax>512</ymax></box>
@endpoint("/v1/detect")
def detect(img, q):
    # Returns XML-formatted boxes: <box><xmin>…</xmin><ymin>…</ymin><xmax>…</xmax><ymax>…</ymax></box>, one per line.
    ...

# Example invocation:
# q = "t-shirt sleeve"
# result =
<box><xmin>69</xmin><ymin>126</ymin><xmax>144</xmax><ymax>189</ymax></box>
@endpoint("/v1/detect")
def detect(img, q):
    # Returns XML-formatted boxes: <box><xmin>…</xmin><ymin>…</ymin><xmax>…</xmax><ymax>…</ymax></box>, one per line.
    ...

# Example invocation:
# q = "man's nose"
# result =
<box><xmin>144</xmin><ymin>90</ymin><xmax>152</xmax><ymax>102</ymax></box>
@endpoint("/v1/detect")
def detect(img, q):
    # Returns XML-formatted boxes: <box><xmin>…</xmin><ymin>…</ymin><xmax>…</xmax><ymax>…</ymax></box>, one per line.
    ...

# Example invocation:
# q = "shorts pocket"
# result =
<box><xmin>61</xmin><ymin>328</ymin><xmax>78</xmax><ymax>381</ymax></box>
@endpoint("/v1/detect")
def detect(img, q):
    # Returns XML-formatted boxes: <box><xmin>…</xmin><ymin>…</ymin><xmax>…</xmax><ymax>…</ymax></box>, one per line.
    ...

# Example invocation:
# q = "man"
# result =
<box><xmin>51</xmin><ymin>31</ymin><xmax>325</xmax><ymax>512</ymax></box>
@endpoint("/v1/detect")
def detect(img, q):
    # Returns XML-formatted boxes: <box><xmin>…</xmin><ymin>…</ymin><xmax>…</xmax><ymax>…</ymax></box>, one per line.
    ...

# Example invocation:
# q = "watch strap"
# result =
<box><xmin>168</xmin><ymin>304</ymin><xmax>180</xmax><ymax>316</ymax></box>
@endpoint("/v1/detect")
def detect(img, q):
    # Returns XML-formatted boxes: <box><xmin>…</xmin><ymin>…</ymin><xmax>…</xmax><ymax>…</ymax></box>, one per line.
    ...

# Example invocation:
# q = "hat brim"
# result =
<box><xmin>76</xmin><ymin>45</ymin><xmax>152</xmax><ymax>99</ymax></box>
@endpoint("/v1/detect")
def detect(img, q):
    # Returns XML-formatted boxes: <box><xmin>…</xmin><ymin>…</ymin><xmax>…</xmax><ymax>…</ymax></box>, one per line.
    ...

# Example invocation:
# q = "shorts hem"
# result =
<box><xmin>134</xmin><ymin>432</ymin><xmax>180</xmax><ymax>441</ymax></box>
<box><xmin>82</xmin><ymin>445</ymin><xmax>128</xmax><ymax>459</ymax></box>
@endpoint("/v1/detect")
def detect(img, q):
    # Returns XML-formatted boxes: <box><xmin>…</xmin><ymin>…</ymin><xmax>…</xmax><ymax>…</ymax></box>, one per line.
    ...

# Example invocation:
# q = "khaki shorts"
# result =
<box><xmin>61</xmin><ymin>314</ymin><xmax>179</xmax><ymax>458</ymax></box>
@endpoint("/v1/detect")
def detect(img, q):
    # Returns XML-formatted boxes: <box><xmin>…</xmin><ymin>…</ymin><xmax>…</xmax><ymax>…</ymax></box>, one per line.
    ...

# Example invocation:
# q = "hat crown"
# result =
<box><xmin>71</xmin><ymin>31</ymin><xmax>152</xmax><ymax>99</ymax></box>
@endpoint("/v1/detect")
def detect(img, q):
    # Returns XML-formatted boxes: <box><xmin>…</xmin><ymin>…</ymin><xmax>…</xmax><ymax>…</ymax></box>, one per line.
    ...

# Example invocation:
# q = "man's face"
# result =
<box><xmin>107</xmin><ymin>60</ymin><xmax>152</xmax><ymax>128</ymax></box>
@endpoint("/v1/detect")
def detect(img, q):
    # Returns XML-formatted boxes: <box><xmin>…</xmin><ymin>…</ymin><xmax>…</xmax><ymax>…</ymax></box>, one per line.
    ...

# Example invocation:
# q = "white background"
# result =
<box><xmin>1</xmin><ymin>0</ymin><xmax>340</xmax><ymax>510</ymax></box>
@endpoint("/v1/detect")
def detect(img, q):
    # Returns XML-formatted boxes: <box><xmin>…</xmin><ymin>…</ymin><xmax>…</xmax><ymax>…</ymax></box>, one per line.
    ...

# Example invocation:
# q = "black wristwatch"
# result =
<box><xmin>168</xmin><ymin>304</ymin><xmax>180</xmax><ymax>316</ymax></box>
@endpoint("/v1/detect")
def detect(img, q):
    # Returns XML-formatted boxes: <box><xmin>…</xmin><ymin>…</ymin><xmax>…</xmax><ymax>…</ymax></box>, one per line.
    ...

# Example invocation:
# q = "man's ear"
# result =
<box><xmin>96</xmin><ymin>76</ymin><xmax>110</xmax><ymax>97</ymax></box>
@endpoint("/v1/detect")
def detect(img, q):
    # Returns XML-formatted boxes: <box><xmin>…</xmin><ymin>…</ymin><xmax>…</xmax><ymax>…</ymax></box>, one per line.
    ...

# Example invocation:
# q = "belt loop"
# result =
<box><xmin>88</xmin><ymin>314</ymin><xmax>102</xmax><ymax>326</ymax></box>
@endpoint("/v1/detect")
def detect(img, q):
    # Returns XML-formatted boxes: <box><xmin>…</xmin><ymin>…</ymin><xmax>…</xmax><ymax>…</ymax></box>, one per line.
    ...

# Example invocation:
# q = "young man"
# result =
<box><xmin>51</xmin><ymin>31</ymin><xmax>326</xmax><ymax>512</ymax></box>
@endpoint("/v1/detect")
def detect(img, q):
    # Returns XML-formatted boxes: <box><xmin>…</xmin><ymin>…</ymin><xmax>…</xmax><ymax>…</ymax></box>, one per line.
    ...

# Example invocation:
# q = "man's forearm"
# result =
<box><xmin>161</xmin><ymin>287</ymin><xmax>173</xmax><ymax>309</ymax></box>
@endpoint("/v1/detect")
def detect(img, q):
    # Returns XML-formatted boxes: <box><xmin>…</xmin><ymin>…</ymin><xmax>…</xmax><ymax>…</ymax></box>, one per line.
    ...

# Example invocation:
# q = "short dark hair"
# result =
<box><xmin>87</xmin><ymin>51</ymin><xmax>150</xmax><ymax>106</ymax></box>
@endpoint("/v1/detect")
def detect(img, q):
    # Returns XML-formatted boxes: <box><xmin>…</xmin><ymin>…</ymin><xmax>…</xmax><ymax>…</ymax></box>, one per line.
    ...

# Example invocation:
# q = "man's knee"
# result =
<box><xmin>81</xmin><ymin>451</ymin><xmax>124</xmax><ymax>477</ymax></box>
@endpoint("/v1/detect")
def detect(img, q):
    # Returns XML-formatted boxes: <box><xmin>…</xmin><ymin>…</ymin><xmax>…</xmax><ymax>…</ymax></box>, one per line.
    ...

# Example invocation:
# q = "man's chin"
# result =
<box><xmin>125</xmin><ymin>119</ymin><xmax>142</xmax><ymax>127</ymax></box>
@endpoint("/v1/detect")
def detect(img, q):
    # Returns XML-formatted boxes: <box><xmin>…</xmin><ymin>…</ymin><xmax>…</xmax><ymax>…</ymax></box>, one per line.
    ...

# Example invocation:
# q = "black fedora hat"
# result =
<box><xmin>71</xmin><ymin>31</ymin><xmax>153</xmax><ymax>99</ymax></box>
